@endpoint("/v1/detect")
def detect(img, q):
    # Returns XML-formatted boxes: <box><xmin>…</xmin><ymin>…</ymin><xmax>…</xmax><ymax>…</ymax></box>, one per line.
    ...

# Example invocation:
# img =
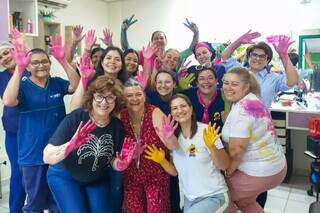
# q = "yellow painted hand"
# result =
<box><xmin>144</xmin><ymin>144</ymin><xmax>166</xmax><ymax>165</ymax></box>
<box><xmin>203</xmin><ymin>122</ymin><xmax>221</xmax><ymax>150</ymax></box>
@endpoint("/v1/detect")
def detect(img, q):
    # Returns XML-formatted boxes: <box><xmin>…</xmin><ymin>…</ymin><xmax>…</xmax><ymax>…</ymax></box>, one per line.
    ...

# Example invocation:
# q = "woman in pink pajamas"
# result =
<box><xmin>120</xmin><ymin>78</ymin><xmax>178</xmax><ymax>213</ymax></box>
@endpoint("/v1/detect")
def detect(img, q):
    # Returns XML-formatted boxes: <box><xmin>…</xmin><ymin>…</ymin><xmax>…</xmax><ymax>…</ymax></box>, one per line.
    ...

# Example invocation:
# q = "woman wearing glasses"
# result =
<box><xmin>221</xmin><ymin>31</ymin><xmax>299</xmax><ymax>108</ymax></box>
<box><xmin>186</xmin><ymin>42</ymin><xmax>226</xmax><ymax>89</ymax></box>
<box><xmin>44</xmin><ymin>75</ymin><xmax>131</xmax><ymax>213</ymax></box>
<box><xmin>3</xmin><ymin>40</ymin><xmax>79</xmax><ymax>212</ymax></box>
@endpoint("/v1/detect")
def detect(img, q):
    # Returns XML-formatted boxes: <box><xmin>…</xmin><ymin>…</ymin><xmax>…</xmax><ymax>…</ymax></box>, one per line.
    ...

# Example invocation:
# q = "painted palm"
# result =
<box><xmin>77</xmin><ymin>134</ymin><xmax>114</xmax><ymax>171</ymax></box>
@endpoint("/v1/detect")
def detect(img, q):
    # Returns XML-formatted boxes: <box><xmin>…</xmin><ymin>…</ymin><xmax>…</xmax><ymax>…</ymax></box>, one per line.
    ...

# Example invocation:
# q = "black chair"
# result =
<box><xmin>305</xmin><ymin>135</ymin><xmax>320</xmax><ymax>213</ymax></box>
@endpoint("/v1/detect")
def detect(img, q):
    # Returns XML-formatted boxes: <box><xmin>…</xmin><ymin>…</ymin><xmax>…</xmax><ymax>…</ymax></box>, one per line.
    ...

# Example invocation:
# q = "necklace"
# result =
<box><xmin>90</xmin><ymin>113</ymin><xmax>110</xmax><ymax>128</ymax></box>
<box><xmin>128</xmin><ymin>112</ymin><xmax>144</xmax><ymax>139</ymax></box>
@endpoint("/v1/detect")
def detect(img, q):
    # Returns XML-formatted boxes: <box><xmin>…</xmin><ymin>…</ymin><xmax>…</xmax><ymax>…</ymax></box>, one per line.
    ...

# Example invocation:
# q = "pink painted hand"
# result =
<box><xmin>72</xmin><ymin>25</ymin><xmax>84</xmax><ymax>45</ymax></box>
<box><xmin>272</xmin><ymin>35</ymin><xmax>294</xmax><ymax>60</ymax></box>
<box><xmin>142</xmin><ymin>42</ymin><xmax>157</xmax><ymax>60</ymax></box>
<box><xmin>115</xmin><ymin>137</ymin><xmax>136</xmax><ymax>171</ymax></box>
<box><xmin>100</xmin><ymin>28</ymin><xmax>113</xmax><ymax>46</ymax></box>
<box><xmin>50</xmin><ymin>34</ymin><xmax>66</xmax><ymax>64</ymax></box>
<box><xmin>64</xmin><ymin>120</ymin><xmax>96</xmax><ymax>157</ymax></box>
<box><xmin>155</xmin><ymin>114</ymin><xmax>178</xmax><ymax>141</ymax></box>
<box><xmin>132</xmin><ymin>142</ymin><xmax>147</xmax><ymax>159</ymax></box>
<box><xmin>135</xmin><ymin>70</ymin><xmax>148</xmax><ymax>90</ymax></box>
<box><xmin>238</xmin><ymin>30</ymin><xmax>261</xmax><ymax>44</ymax></box>
<box><xmin>84</xmin><ymin>30</ymin><xmax>97</xmax><ymax>52</ymax></box>
<box><xmin>78</xmin><ymin>53</ymin><xmax>95</xmax><ymax>89</ymax></box>
<box><xmin>9</xmin><ymin>28</ymin><xmax>23</xmax><ymax>45</ymax></box>
<box><xmin>10</xmin><ymin>43</ymin><xmax>30</xmax><ymax>75</ymax></box>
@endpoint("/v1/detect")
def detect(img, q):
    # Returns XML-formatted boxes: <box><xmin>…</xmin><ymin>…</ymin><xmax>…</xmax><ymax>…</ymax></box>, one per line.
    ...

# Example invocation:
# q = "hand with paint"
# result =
<box><xmin>132</xmin><ymin>142</ymin><xmax>147</xmax><ymax>159</ymax></box>
<box><xmin>72</xmin><ymin>25</ymin><xmax>84</xmax><ymax>46</ymax></box>
<box><xmin>238</xmin><ymin>30</ymin><xmax>261</xmax><ymax>44</ymax></box>
<box><xmin>84</xmin><ymin>30</ymin><xmax>97</xmax><ymax>52</ymax></box>
<box><xmin>50</xmin><ymin>34</ymin><xmax>66</xmax><ymax>64</ymax></box>
<box><xmin>121</xmin><ymin>15</ymin><xmax>138</xmax><ymax>31</ymax></box>
<box><xmin>142</xmin><ymin>42</ymin><xmax>157</xmax><ymax>60</ymax></box>
<box><xmin>203</xmin><ymin>122</ymin><xmax>221</xmax><ymax>151</ymax></box>
<box><xmin>178</xmin><ymin>73</ymin><xmax>195</xmax><ymax>90</ymax></box>
<box><xmin>9</xmin><ymin>28</ymin><xmax>24</xmax><ymax>45</ymax></box>
<box><xmin>273</xmin><ymin>35</ymin><xmax>294</xmax><ymax>62</ymax></box>
<box><xmin>115</xmin><ymin>137</ymin><xmax>136</xmax><ymax>171</ymax></box>
<box><xmin>156</xmin><ymin>114</ymin><xmax>178</xmax><ymax>141</ymax></box>
<box><xmin>135</xmin><ymin>70</ymin><xmax>148</xmax><ymax>90</ymax></box>
<box><xmin>100</xmin><ymin>28</ymin><xmax>113</xmax><ymax>47</ymax></box>
<box><xmin>144</xmin><ymin>144</ymin><xmax>166</xmax><ymax>165</ymax></box>
<box><xmin>64</xmin><ymin>120</ymin><xmax>96</xmax><ymax>157</ymax></box>
<box><xmin>183</xmin><ymin>18</ymin><xmax>198</xmax><ymax>34</ymax></box>
<box><xmin>11</xmin><ymin>43</ymin><xmax>30</xmax><ymax>75</ymax></box>
<box><xmin>78</xmin><ymin>53</ymin><xmax>95</xmax><ymax>89</ymax></box>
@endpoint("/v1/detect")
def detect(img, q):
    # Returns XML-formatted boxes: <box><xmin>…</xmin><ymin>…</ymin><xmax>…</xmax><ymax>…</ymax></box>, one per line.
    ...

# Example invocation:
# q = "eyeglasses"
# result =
<box><xmin>93</xmin><ymin>93</ymin><xmax>116</xmax><ymax>104</ymax></box>
<box><xmin>249</xmin><ymin>52</ymin><xmax>267</xmax><ymax>61</ymax></box>
<box><xmin>195</xmin><ymin>62</ymin><xmax>212</xmax><ymax>71</ymax></box>
<box><xmin>30</xmin><ymin>59</ymin><xmax>50</xmax><ymax>67</ymax></box>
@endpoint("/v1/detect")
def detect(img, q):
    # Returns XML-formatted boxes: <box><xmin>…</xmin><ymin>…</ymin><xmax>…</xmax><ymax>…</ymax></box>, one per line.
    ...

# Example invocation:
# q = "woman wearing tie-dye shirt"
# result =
<box><xmin>221</xmin><ymin>67</ymin><xmax>287</xmax><ymax>213</ymax></box>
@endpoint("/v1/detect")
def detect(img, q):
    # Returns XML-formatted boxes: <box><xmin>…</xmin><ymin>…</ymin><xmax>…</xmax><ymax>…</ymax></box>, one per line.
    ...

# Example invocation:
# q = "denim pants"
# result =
<box><xmin>47</xmin><ymin>164</ymin><xmax>123</xmax><ymax>213</ymax></box>
<box><xmin>184</xmin><ymin>192</ymin><xmax>229</xmax><ymax>213</ymax></box>
<box><xmin>4</xmin><ymin>132</ymin><xmax>26</xmax><ymax>213</ymax></box>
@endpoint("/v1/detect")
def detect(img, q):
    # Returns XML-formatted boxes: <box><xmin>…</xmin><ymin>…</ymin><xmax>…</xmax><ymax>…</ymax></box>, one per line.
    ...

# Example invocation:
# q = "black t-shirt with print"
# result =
<box><xmin>49</xmin><ymin>108</ymin><xmax>125</xmax><ymax>183</ymax></box>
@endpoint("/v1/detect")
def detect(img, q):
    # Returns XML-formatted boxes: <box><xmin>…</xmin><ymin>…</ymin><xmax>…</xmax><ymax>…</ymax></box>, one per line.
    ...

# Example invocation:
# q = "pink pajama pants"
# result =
<box><xmin>227</xmin><ymin>164</ymin><xmax>287</xmax><ymax>213</ymax></box>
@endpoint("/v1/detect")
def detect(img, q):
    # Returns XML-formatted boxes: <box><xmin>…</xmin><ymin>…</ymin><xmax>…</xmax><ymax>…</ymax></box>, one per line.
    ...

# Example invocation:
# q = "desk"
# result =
<box><xmin>270</xmin><ymin>104</ymin><xmax>320</xmax><ymax>181</ymax></box>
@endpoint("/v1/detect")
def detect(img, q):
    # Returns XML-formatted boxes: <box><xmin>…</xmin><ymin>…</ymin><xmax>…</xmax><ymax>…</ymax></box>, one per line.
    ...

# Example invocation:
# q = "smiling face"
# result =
<box><xmin>170</xmin><ymin>97</ymin><xmax>193</xmax><ymax>124</ymax></box>
<box><xmin>248</xmin><ymin>48</ymin><xmax>268</xmax><ymax>72</ymax></box>
<box><xmin>91</xmin><ymin>49</ymin><xmax>103</xmax><ymax>68</ymax></box>
<box><xmin>0</xmin><ymin>48</ymin><xmax>16</xmax><ymax>70</ymax></box>
<box><xmin>195</xmin><ymin>46</ymin><xmax>212</xmax><ymax>65</ymax></box>
<box><xmin>222</xmin><ymin>73</ymin><xmax>249</xmax><ymax>103</ymax></box>
<box><xmin>123</xmin><ymin>86</ymin><xmax>146</xmax><ymax>112</ymax></box>
<box><xmin>196</xmin><ymin>69</ymin><xmax>217</xmax><ymax>96</ymax></box>
<box><xmin>151</xmin><ymin>31</ymin><xmax>167</xmax><ymax>49</ymax></box>
<box><xmin>102</xmin><ymin>50</ymin><xmax>122</xmax><ymax>77</ymax></box>
<box><xmin>162</xmin><ymin>49</ymin><xmax>180</xmax><ymax>71</ymax></box>
<box><xmin>92</xmin><ymin>90</ymin><xmax>116</xmax><ymax>118</ymax></box>
<box><xmin>124</xmin><ymin>52</ymin><xmax>139</xmax><ymax>74</ymax></box>
<box><xmin>155</xmin><ymin>72</ymin><xmax>175</xmax><ymax>97</ymax></box>
<box><xmin>28</xmin><ymin>53</ymin><xmax>51</xmax><ymax>79</ymax></box>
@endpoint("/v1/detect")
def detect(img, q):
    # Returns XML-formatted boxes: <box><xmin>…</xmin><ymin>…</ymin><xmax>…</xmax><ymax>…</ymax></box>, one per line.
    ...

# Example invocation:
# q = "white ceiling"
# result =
<box><xmin>304</xmin><ymin>38</ymin><xmax>320</xmax><ymax>52</ymax></box>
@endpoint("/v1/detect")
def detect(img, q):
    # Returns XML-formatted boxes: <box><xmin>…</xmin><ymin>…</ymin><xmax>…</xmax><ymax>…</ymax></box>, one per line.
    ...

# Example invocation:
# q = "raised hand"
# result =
<box><xmin>50</xmin><ymin>34</ymin><xmax>66</xmax><ymax>63</ymax></box>
<box><xmin>142</xmin><ymin>42</ymin><xmax>157</xmax><ymax>60</ymax></box>
<box><xmin>78</xmin><ymin>53</ymin><xmax>95</xmax><ymax>89</ymax></box>
<box><xmin>155</xmin><ymin>114</ymin><xmax>178</xmax><ymax>141</ymax></box>
<box><xmin>183</xmin><ymin>18</ymin><xmax>198</xmax><ymax>34</ymax></box>
<box><xmin>238</xmin><ymin>30</ymin><xmax>261</xmax><ymax>44</ymax></box>
<box><xmin>100</xmin><ymin>28</ymin><xmax>113</xmax><ymax>46</ymax></box>
<box><xmin>203</xmin><ymin>122</ymin><xmax>221</xmax><ymax>151</ymax></box>
<box><xmin>121</xmin><ymin>15</ymin><xmax>138</xmax><ymax>31</ymax></box>
<box><xmin>178</xmin><ymin>60</ymin><xmax>191</xmax><ymax>74</ymax></box>
<box><xmin>72</xmin><ymin>25</ymin><xmax>84</xmax><ymax>45</ymax></box>
<box><xmin>272</xmin><ymin>35</ymin><xmax>294</xmax><ymax>58</ymax></box>
<box><xmin>11</xmin><ymin>43</ymin><xmax>30</xmax><ymax>75</ymax></box>
<box><xmin>135</xmin><ymin>70</ymin><xmax>148</xmax><ymax>90</ymax></box>
<box><xmin>132</xmin><ymin>142</ymin><xmax>147</xmax><ymax>159</ymax></box>
<box><xmin>115</xmin><ymin>137</ymin><xmax>136</xmax><ymax>171</ymax></box>
<box><xmin>144</xmin><ymin>144</ymin><xmax>166</xmax><ymax>164</ymax></box>
<box><xmin>9</xmin><ymin>28</ymin><xmax>24</xmax><ymax>45</ymax></box>
<box><xmin>84</xmin><ymin>30</ymin><xmax>97</xmax><ymax>52</ymax></box>
<box><xmin>64</xmin><ymin>120</ymin><xmax>96</xmax><ymax>157</ymax></box>
<box><xmin>178</xmin><ymin>73</ymin><xmax>195</xmax><ymax>90</ymax></box>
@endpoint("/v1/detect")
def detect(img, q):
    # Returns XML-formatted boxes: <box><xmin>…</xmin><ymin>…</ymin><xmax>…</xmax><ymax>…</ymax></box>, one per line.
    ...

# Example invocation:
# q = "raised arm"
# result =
<box><xmin>50</xmin><ymin>34</ymin><xmax>80</xmax><ymax>93</ymax></box>
<box><xmin>221</xmin><ymin>30</ymin><xmax>261</xmax><ymax>61</ymax></box>
<box><xmin>182</xmin><ymin>18</ymin><xmax>199</xmax><ymax>57</ymax></box>
<box><xmin>272</xmin><ymin>36</ymin><xmax>299</xmax><ymax>87</ymax></box>
<box><xmin>3</xmin><ymin>43</ymin><xmax>30</xmax><ymax>106</ymax></box>
<box><xmin>70</xmin><ymin>53</ymin><xmax>95</xmax><ymax>111</ymax></box>
<box><xmin>100</xmin><ymin>28</ymin><xmax>113</xmax><ymax>47</ymax></box>
<box><xmin>120</xmin><ymin>15</ymin><xmax>138</xmax><ymax>50</ymax></box>
<box><xmin>66</xmin><ymin>25</ymin><xmax>84</xmax><ymax>63</ymax></box>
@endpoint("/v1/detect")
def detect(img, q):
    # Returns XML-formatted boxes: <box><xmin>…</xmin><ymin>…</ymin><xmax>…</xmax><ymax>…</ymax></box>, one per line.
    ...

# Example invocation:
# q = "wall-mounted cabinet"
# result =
<box><xmin>0</xmin><ymin>0</ymin><xmax>38</xmax><ymax>40</ymax></box>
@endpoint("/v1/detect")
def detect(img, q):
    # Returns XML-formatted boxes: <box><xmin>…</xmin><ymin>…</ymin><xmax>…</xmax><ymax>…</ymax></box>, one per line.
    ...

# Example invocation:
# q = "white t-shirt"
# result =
<box><xmin>221</xmin><ymin>93</ymin><xmax>286</xmax><ymax>177</ymax></box>
<box><xmin>171</xmin><ymin>122</ymin><xmax>227</xmax><ymax>201</ymax></box>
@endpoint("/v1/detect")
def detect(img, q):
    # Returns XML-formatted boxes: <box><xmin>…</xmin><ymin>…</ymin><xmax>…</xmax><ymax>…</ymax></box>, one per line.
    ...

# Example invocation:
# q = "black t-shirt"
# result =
<box><xmin>49</xmin><ymin>108</ymin><xmax>125</xmax><ymax>183</ymax></box>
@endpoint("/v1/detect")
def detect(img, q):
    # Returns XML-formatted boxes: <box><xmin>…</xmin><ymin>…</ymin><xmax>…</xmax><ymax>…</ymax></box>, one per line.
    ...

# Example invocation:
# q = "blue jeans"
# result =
<box><xmin>184</xmin><ymin>192</ymin><xmax>229</xmax><ymax>213</ymax></box>
<box><xmin>4</xmin><ymin>132</ymin><xmax>26</xmax><ymax>213</ymax></box>
<box><xmin>21</xmin><ymin>165</ymin><xmax>58</xmax><ymax>213</ymax></box>
<box><xmin>47</xmin><ymin>164</ymin><xmax>123</xmax><ymax>213</ymax></box>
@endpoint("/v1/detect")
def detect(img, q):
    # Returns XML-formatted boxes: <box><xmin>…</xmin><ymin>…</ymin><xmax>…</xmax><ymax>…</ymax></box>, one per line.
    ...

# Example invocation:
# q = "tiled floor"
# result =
<box><xmin>0</xmin><ymin>175</ymin><xmax>317</xmax><ymax>213</ymax></box>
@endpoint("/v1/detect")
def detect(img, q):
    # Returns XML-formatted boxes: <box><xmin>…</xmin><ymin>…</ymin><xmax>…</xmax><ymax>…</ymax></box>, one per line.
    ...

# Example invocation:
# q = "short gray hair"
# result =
<box><xmin>123</xmin><ymin>77</ymin><xmax>144</xmax><ymax>89</ymax></box>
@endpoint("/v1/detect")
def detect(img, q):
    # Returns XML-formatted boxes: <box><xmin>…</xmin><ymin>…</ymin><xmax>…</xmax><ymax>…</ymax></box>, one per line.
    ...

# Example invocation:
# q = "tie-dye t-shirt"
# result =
<box><xmin>221</xmin><ymin>93</ymin><xmax>286</xmax><ymax>177</ymax></box>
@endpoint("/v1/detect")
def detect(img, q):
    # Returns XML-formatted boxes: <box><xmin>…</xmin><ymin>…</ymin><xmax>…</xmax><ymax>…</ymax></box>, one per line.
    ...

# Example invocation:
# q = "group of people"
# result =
<box><xmin>0</xmin><ymin>15</ymin><xmax>300</xmax><ymax>213</ymax></box>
